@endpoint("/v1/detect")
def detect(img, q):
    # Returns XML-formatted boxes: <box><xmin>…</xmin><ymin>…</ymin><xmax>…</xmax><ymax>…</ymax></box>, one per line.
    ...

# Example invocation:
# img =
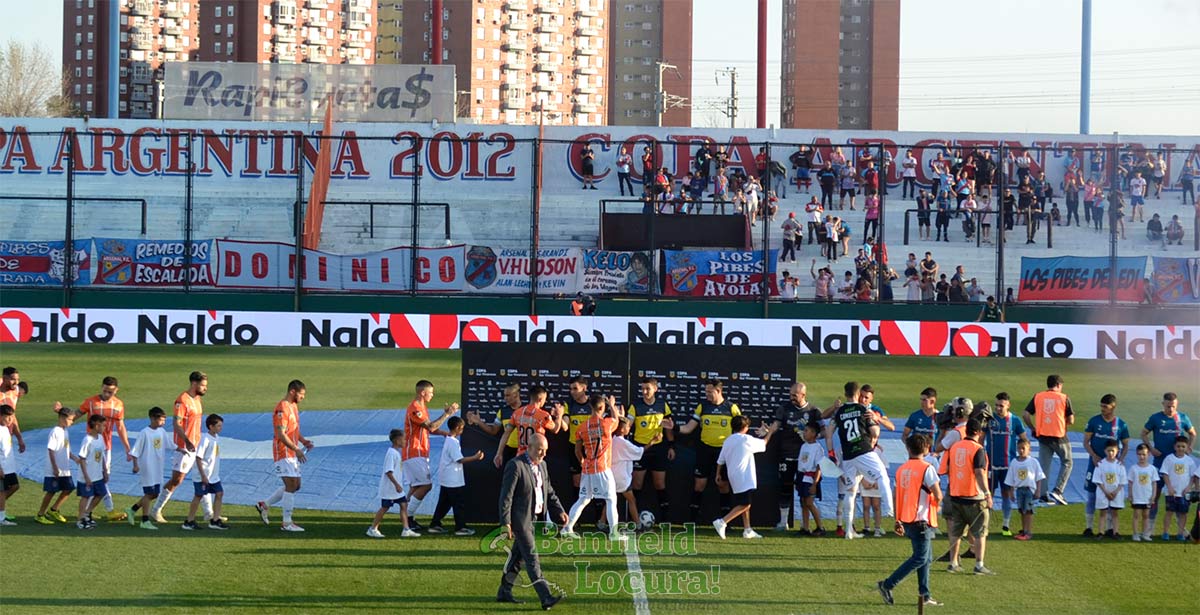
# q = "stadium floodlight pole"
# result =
<box><xmin>654</xmin><ymin>62</ymin><xmax>677</xmax><ymax>127</ymax></box>
<box><xmin>762</xmin><ymin>141</ymin><xmax>771</xmax><ymax>316</ymax></box>
<box><xmin>1080</xmin><ymin>0</ymin><xmax>1092</xmax><ymax>134</ymax></box>
<box><xmin>995</xmin><ymin>143</ymin><xmax>1006</xmax><ymax>306</ymax></box>
<box><xmin>756</xmin><ymin>0</ymin><xmax>767</xmax><ymax>128</ymax></box>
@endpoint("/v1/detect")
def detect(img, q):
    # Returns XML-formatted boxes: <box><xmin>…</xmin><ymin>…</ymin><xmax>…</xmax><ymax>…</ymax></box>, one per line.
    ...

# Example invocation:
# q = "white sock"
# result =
<box><xmin>281</xmin><ymin>492</ymin><xmax>295</xmax><ymax>524</ymax></box>
<box><xmin>0</xmin><ymin>510</ymin><xmax>6</xmax><ymax>522</ymax></box>
<box><xmin>605</xmin><ymin>498</ymin><xmax>620</xmax><ymax>536</ymax></box>
<box><xmin>408</xmin><ymin>496</ymin><xmax>424</xmax><ymax>518</ymax></box>
<box><xmin>102</xmin><ymin>492</ymin><xmax>114</xmax><ymax>513</ymax></box>
<box><xmin>1085</xmin><ymin>512</ymin><xmax>1094</xmax><ymax>530</ymax></box>
<box><xmin>266</xmin><ymin>487</ymin><xmax>285</xmax><ymax>507</ymax></box>
<box><xmin>154</xmin><ymin>488</ymin><xmax>175</xmax><ymax>513</ymax></box>
<box><xmin>201</xmin><ymin>494</ymin><xmax>214</xmax><ymax>519</ymax></box>
<box><xmin>565</xmin><ymin>496</ymin><xmax>592</xmax><ymax>533</ymax></box>
<box><xmin>779</xmin><ymin>507</ymin><xmax>790</xmax><ymax>526</ymax></box>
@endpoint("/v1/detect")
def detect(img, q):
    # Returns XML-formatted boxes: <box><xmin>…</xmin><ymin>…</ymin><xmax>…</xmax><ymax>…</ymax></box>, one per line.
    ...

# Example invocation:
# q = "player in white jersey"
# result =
<box><xmin>128</xmin><ymin>407</ymin><xmax>169</xmax><ymax>530</ymax></box>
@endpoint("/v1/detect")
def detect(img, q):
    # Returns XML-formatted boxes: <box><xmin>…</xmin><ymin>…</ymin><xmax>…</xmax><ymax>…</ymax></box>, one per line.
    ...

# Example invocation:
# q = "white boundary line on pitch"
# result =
<box><xmin>625</xmin><ymin>537</ymin><xmax>651</xmax><ymax>615</ymax></box>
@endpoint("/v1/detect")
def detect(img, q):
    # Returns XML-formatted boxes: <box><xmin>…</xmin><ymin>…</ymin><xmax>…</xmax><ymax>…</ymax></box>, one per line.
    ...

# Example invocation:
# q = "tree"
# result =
<box><xmin>0</xmin><ymin>40</ymin><xmax>75</xmax><ymax>117</ymax></box>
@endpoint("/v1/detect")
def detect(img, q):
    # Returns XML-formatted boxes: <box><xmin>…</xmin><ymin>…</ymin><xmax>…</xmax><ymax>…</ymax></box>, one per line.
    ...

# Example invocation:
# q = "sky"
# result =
<box><xmin>3</xmin><ymin>0</ymin><xmax>1198</xmax><ymax>135</ymax></box>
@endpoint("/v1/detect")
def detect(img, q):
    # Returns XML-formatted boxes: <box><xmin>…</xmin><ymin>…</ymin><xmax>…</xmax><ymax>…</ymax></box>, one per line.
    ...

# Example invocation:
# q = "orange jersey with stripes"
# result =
<box><xmin>403</xmin><ymin>401</ymin><xmax>430</xmax><ymax>460</ymax></box>
<box><xmin>511</xmin><ymin>404</ymin><xmax>556</xmax><ymax>455</ymax></box>
<box><xmin>272</xmin><ymin>400</ymin><xmax>300</xmax><ymax>462</ymax></box>
<box><xmin>80</xmin><ymin>395</ymin><xmax>125</xmax><ymax>450</ymax></box>
<box><xmin>173</xmin><ymin>392</ymin><xmax>203</xmax><ymax>450</ymax></box>
<box><xmin>577</xmin><ymin>415</ymin><xmax>618</xmax><ymax>475</ymax></box>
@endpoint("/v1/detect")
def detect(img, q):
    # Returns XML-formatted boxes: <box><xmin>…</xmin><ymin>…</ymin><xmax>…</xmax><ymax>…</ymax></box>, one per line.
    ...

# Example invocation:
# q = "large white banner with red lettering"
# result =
<box><xmin>214</xmin><ymin>240</ymin><xmax>465</xmax><ymax>292</ymax></box>
<box><xmin>1</xmin><ymin>307</ymin><xmax>1196</xmax><ymax>360</ymax></box>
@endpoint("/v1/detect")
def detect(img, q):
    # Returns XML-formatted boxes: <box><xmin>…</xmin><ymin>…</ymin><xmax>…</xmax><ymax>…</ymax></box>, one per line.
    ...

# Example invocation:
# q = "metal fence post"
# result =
<box><xmin>762</xmin><ymin>141</ymin><xmax>770</xmax><ymax>316</ymax></box>
<box><xmin>63</xmin><ymin>132</ymin><xmax>76</xmax><ymax>308</ymax></box>
<box><xmin>411</xmin><ymin>134</ymin><xmax>423</xmax><ymax>296</ymax></box>
<box><xmin>184</xmin><ymin>135</ymin><xmax>194</xmax><ymax>293</ymax></box>
<box><xmin>996</xmin><ymin>144</ymin><xmax>1006</xmax><ymax>304</ymax></box>
<box><xmin>293</xmin><ymin>134</ymin><xmax>305</xmax><ymax>312</ymax></box>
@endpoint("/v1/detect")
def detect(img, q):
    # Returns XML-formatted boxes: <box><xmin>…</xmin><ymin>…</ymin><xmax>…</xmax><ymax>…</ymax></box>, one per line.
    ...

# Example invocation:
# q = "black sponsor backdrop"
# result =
<box><xmin>459</xmin><ymin>342</ymin><xmax>798</xmax><ymax>526</ymax></box>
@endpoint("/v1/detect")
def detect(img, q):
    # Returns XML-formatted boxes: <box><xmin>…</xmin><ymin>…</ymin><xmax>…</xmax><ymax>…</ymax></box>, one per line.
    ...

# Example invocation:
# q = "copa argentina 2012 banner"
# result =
<box><xmin>1</xmin><ymin>308</ymin><xmax>1197</xmax><ymax>361</ymax></box>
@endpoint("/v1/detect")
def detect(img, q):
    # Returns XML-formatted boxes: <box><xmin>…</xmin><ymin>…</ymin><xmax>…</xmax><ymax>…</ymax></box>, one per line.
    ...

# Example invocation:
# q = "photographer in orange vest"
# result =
<box><xmin>939</xmin><ymin>419</ymin><xmax>995</xmax><ymax>576</ymax></box>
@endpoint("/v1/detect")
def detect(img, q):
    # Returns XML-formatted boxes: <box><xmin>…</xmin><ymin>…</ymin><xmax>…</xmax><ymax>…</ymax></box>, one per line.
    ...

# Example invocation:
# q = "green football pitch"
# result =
<box><xmin>0</xmin><ymin>344</ymin><xmax>1197</xmax><ymax>614</ymax></box>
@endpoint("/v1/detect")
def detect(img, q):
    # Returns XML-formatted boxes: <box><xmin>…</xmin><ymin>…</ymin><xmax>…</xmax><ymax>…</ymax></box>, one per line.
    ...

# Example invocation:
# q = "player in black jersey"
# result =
<box><xmin>831</xmin><ymin>381</ymin><xmax>892</xmax><ymax>539</ymax></box>
<box><xmin>768</xmin><ymin>382</ymin><xmax>820</xmax><ymax>530</ymax></box>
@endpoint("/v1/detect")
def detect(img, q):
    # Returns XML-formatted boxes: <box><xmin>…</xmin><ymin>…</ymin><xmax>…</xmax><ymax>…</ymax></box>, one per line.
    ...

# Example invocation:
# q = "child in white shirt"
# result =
<box><xmin>186</xmin><ymin>414</ymin><xmax>227</xmax><ymax>531</ymax></box>
<box><xmin>1091</xmin><ymin>441</ymin><xmax>1127</xmax><ymax>538</ymax></box>
<box><xmin>129</xmin><ymin>406</ymin><xmax>169</xmax><ymax>529</ymax></box>
<box><xmin>35</xmin><ymin>407</ymin><xmax>76</xmax><ymax>525</ymax></box>
<box><xmin>368</xmin><ymin>429</ymin><xmax>418</xmax><ymax>539</ymax></box>
<box><xmin>714</xmin><ymin>416</ymin><xmax>777</xmax><ymax>540</ymax></box>
<box><xmin>796</xmin><ymin>423</ymin><xmax>826</xmax><ymax>535</ymax></box>
<box><xmin>75</xmin><ymin>414</ymin><xmax>109</xmax><ymax>529</ymax></box>
<box><xmin>0</xmin><ymin>405</ymin><xmax>17</xmax><ymax>526</ymax></box>
<box><xmin>1004</xmin><ymin>439</ymin><xmax>1045</xmax><ymax>540</ymax></box>
<box><xmin>1158</xmin><ymin>436</ymin><xmax>1197</xmax><ymax>541</ymax></box>
<box><xmin>610</xmin><ymin>418</ymin><xmax>661</xmax><ymax>530</ymax></box>
<box><xmin>1127</xmin><ymin>443</ymin><xmax>1158</xmax><ymax>541</ymax></box>
<box><xmin>428</xmin><ymin>417</ymin><xmax>485</xmax><ymax>536</ymax></box>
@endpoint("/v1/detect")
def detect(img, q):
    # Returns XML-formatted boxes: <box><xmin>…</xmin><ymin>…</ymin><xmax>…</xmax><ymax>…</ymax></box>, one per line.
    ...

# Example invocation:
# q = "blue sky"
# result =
<box><xmin>5</xmin><ymin>0</ymin><xmax>1198</xmax><ymax>135</ymax></box>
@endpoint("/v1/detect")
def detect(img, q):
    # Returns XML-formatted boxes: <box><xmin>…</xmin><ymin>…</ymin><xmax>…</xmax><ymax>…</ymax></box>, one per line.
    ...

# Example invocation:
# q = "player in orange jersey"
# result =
<box><xmin>78</xmin><ymin>376</ymin><xmax>130</xmax><ymax>521</ymax></box>
<box><xmin>256</xmin><ymin>380</ymin><xmax>313</xmax><ymax>532</ymax></box>
<box><xmin>561</xmin><ymin>394</ymin><xmax>625</xmax><ymax>541</ymax></box>
<box><xmin>493</xmin><ymin>385</ymin><xmax>566</xmax><ymax>468</ymax></box>
<box><xmin>151</xmin><ymin>371</ymin><xmax>207</xmax><ymax>523</ymax></box>
<box><xmin>401</xmin><ymin>380</ymin><xmax>458</xmax><ymax>530</ymax></box>
<box><xmin>0</xmin><ymin>367</ymin><xmax>25</xmax><ymax>454</ymax></box>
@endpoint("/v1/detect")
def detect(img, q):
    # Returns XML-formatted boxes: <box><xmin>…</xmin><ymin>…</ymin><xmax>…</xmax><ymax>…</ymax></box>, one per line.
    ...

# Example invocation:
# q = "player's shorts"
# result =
<box><xmin>402</xmin><ymin>457</ymin><xmax>431</xmax><ymax>487</ymax></box>
<box><xmin>693</xmin><ymin>444</ymin><xmax>722</xmax><ymax>479</ymax></box>
<box><xmin>797</xmin><ymin>478</ymin><xmax>822</xmax><ymax>500</ymax></box>
<box><xmin>142</xmin><ymin>484</ymin><xmax>162</xmax><ymax>498</ymax></box>
<box><xmin>634</xmin><ymin>442</ymin><xmax>670</xmax><ymax>473</ymax></box>
<box><xmin>1131</xmin><ymin>503</ymin><xmax>1149</xmax><ymax>510</ymax></box>
<box><xmin>989</xmin><ymin>467</ymin><xmax>1009</xmax><ymax>492</ymax></box>
<box><xmin>193</xmin><ymin>481</ymin><xmax>224</xmax><ymax>497</ymax></box>
<box><xmin>614</xmin><ymin>470</ymin><xmax>633</xmax><ymax>494</ymax></box>
<box><xmin>838</xmin><ymin>473</ymin><xmax>853</xmax><ymax>496</ymax></box>
<box><xmin>777</xmin><ymin>458</ymin><xmax>798</xmax><ymax>487</ymax></box>
<box><xmin>273</xmin><ymin>456</ymin><xmax>302</xmax><ymax>479</ymax></box>
<box><xmin>1016</xmin><ymin>487</ymin><xmax>1036</xmax><ymax>514</ymax></box>
<box><xmin>578</xmin><ymin>469</ymin><xmax>616</xmax><ymax>501</ymax></box>
<box><xmin>1165</xmin><ymin>496</ymin><xmax>1190</xmax><ymax>514</ymax></box>
<box><xmin>730</xmin><ymin>488</ymin><xmax>753</xmax><ymax>507</ymax></box>
<box><xmin>1083</xmin><ymin>462</ymin><xmax>1098</xmax><ymax>493</ymax></box>
<box><xmin>946</xmin><ymin>497</ymin><xmax>989</xmax><ymax>539</ymax></box>
<box><xmin>842</xmin><ymin>452</ymin><xmax>894</xmax><ymax>516</ymax></box>
<box><xmin>2</xmin><ymin>472</ymin><xmax>17</xmax><ymax>489</ymax></box>
<box><xmin>569</xmin><ymin>449</ymin><xmax>583</xmax><ymax>474</ymax></box>
<box><xmin>43</xmin><ymin>476</ymin><xmax>74</xmax><ymax>493</ymax></box>
<box><xmin>380</xmin><ymin>497</ymin><xmax>408</xmax><ymax>510</ymax></box>
<box><xmin>172</xmin><ymin>449</ymin><xmax>197</xmax><ymax>475</ymax></box>
<box><xmin>76</xmin><ymin>479</ymin><xmax>108</xmax><ymax>498</ymax></box>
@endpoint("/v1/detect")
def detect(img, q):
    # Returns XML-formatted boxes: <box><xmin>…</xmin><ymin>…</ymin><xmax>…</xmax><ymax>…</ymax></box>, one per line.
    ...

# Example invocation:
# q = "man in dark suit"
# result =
<box><xmin>497</xmin><ymin>432</ymin><xmax>568</xmax><ymax>609</ymax></box>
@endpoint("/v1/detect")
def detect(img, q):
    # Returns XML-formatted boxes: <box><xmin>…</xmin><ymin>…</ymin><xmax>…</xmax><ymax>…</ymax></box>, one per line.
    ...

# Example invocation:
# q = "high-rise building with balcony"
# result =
<box><xmin>196</xmin><ymin>0</ymin><xmax>376</xmax><ymax>65</ymax></box>
<box><xmin>376</xmin><ymin>1</ymin><xmax>404</xmax><ymax>63</ymax></box>
<box><xmin>606</xmin><ymin>0</ymin><xmax>692</xmax><ymax>127</ymax></box>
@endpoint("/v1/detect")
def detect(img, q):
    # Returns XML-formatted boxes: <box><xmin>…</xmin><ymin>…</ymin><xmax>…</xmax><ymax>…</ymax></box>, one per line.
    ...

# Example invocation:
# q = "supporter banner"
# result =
<box><xmin>1018</xmin><ymin>256</ymin><xmax>1146</xmax><ymax>302</ymax></box>
<box><xmin>0</xmin><ymin>240</ymin><xmax>91</xmax><ymax>287</ymax></box>
<box><xmin>214</xmin><ymin>240</ymin><xmax>465</xmax><ymax>292</ymax></box>
<box><xmin>4</xmin><ymin>308</ymin><xmax>1197</xmax><ymax>360</ymax></box>
<box><xmin>464</xmin><ymin>247</ymin><xmax>582</xmax><ymax>294</ymax></box>
<box><xmin>581</xmin><ymin>249</ymin><xmax>656</xmax><ymax>295</ymax></box>
<box><xmin>663</xmin><ymin>250</ymin><xmax>779</xmax><ymax>297</ymax></box>
<box><xmin>163</xmin><ymin>63</ymin><xmax>456</xmax><ymax>123</ymax></box>
<box><xmin>93</xmin><ymin>238</ymin><xmax>215</xmax><ymax>287</ymax></box>
<box><xmin>1151</xmin><ymin>257</ymin><xmax>1200</xmax><ymax>304</ymax></box>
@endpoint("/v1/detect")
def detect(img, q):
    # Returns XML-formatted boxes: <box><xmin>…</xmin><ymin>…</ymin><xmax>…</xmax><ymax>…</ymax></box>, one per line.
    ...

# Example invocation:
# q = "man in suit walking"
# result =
<box><xmin>497</xmin><ymin>432</ymin><xmax>568</xmax><ymax>609</ymax></box>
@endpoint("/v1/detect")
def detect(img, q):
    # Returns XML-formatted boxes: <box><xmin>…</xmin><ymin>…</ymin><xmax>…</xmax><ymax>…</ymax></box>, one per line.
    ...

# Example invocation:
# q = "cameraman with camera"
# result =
<box><xmin>939</xmin><ymin>418</ymin><xmax>996</xmax><ymax>576</ymax></box>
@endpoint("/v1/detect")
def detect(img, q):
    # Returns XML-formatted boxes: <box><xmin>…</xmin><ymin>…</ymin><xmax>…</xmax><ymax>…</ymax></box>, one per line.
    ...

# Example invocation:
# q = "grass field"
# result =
<box><xmin>1</xmin><ymin>344</ymin><xmax>1198</xmax><ymax>614</ymax></box>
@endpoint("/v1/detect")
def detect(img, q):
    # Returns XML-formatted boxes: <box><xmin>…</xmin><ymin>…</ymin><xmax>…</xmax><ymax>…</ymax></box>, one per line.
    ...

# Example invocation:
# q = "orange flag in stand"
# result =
<box><xmin>302</xmin><ymin>98</ymin><xmax>334</xmax><ymax>250</ymax></box>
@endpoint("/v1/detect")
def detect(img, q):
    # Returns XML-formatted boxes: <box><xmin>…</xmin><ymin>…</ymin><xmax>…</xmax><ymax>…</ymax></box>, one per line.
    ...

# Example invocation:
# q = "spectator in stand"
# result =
<box><xmin>862</xmin><ymin>163</ymin><xmax>880</xmax><ymax>196</ymax></box>
<box><xmin>934</xmin><ymin>190</ymin><xmax>952</xmax><ymax>242</ymax></box>
<box><xmin>805</xmin><ymin>196</ymin><xmax>823</xmax><ymax>245</ymax></box>
<box><xmin>642</xmin><ymin>146</ymin><xmax>656</xmax><ymax>185</ymax></box>
<box><xmin>948</xmin><ymin>278</ymin><xmax>967</xmax><ymax>303</ymax></box>
<box><xmin>935</xmin><ymin>274</ymin><xmax>950</xmax><ymax>303</ymax></box>
<box><xmin>855</xmin><ymin>274</ymin><xmax>874</xmax><ymax>303</ymax></box>
<box><xmin>976</xmin><ymin>150</ymin><xmax>996</xmax><ymax>197</ymax></box>
<box><xmin>920</xmin><ymin>275</ymin><xmax>936</xmax><ymax>303</ymax></box>
<box><xmin>1092</xmin><ymin>188</ymin><xmax>1105</xmax><ymax>232</ymax></box>
<box><xmin>1083</xmin><ymin>179</ymin><xmax>1099</xmax><ymax>227</ymax></box>
<box><xmin>854</xmin><ymin>249</ymin><xmax>871</xmax><ymax>280</ymax></box>
<box><xmin>978</xmin><ymin>196</ymin><xmax>994</xmax><ymax>245</ymax></box>
<box><xmin>1147</xmin><ymin>214</ymin><xmax>1165</xmax><ymax>248</ymax></box>
<box><xmin>858</xmin><ymin>148</ymin><xmax>875</xmax><ymax>175</ymax></box>
<box><xmin>1063</xmin><ymin>174</ymin><xmax>1081</xmax><ymax>227</ymax></box>
<box><xmin>1115</xmin><ymin>152</ymin><xmax>1131</xmax><ymax>189</ymax></box>
<box><xmin>962</xmin><ymin>193</ymin><xmax>978</xmax><ymax>239</ymax></box>
<box><xmin>1043</xmin><ymin>173</ymin><xmax>1055</xmax><ymax>208</ymax></box>
<box><xmin>822</xmin><ymin>215</ymin><xmax>838</xmax><ymax>263</ymax></box>
<box><xmin>1032</xmin><ymin>172</ymin><xmax>1048</xmax><ymax>211</ymax></box>
<box><xmin>713</xmin><ymin>145</ymin><xmax>730</xmax><ymax>174</ymax></box>
<box><xmin>1110</xmin><ymin>190</ymin><xmax>1127</xmax><ymax>240</ymax></box>
<box><xmin>916</xmin><ymin>189</ymin><xmax>933</xmax><ymax>241</ymax></box>
<box><xmin>838</xmin><ymin>218</ymin><xmax>853</xmax><ymax>258</ymax></box>
<box><xmin>919</xmin><ymin>251</ymin><xmax>938</xmax><ymax>279</ymax></box>
<box><xmin>903</xmin><ymin>272</ymin><xmax>923</xmax><ymax>302</ymax></box>
<box><xmin>1005</xmin><ymin>287</ymin><xmax>1016</xmax><ymax>305</ymax></box>
<box><xmin>581</xmin><ymin>144</ymin><xmax>597</xmax><ymax>190</ymax></box>
<box><xmin>1001</xmin><ymin>188</ymin><xmax>1016</xmax><ymax>232</ymax></box>
<box><xmin>731</xmin><ymin>189</ymin><xmax>748</xmax><ymax>218</ymax></box>
<box><xmin>902</xmin><ymin>150</ymin><xmax>919</xmax><ymax>199</ymax></box>
<box><xmin>694</xmin><ymin>143</ymin><xmax>713</xmax><ymax>193</ymax></box>
<box><xmin>770</xmin><ymin>160</ymin><xmax>789</xmax><ymax>199</ymax></box>
<box><xmin>863</xmin><ymin>191</ymin><xmax>881</xmax><ymax>240</ymax></box>
<box><xmin>712</xmin><ymin>169</ymin><xmax>730</xmax><ymax>214</ymax></box>
<box><xmin>811</xmin><ymin>260</ymin><xmax>834</xmax><ymax>302</ymax></box>
<box><xmin>615</xmin><ymin>146</ymin><xmax>635</xmax><ymax>196</ymax></box>
<box><xmin>929</xmin><ymin>152</ymin><xmax>948</xmax><ymax>196</ymax></box>
<box><xmin>1050</xmin><ymin>203</ymin><xmax>1062</xmax><ymax>226</ymax></box>
<box><xmin>951</xmin><ymin>265</ymin><xmax>966</xmax><ymax>286</ymax></box>
<box><xmin>780</xmin><ymin>271</ymin><xmax>798</xmax><ymax>302</ymax></box>
<box><xmin>878</xmin><ymin>266</ymin><xmax>899</xmax><ymax>303</ymax></box>
<box><xmin>1129</xmin><ymin>172</ymin><xmax>1147</xmax><ymax>223</ymax></box>
<box><xmin>904</xmin><ymin>252</ymin><xmax>918</xmax><ymax>278</ymax></box>
<box><xmin>836</xmin><ymin>271</ymin><xmax>855</xmax><ymax>302</ymax></box>
<box><xmin>829</xmin><ymin>146</ymin><xmax>847</xmax><ymax>178</ymax></box>
<box><xmin>1151</xmin><ymin>152</ymin><xmax>1167</xmax><ymax>199</ymax></box>
<box><xmin>967</xmin><ymin>278</ymin><xmax>986</xmax><ymax>303</ymax></box>
<box><xmin>755</xmin><ymin>147</ymin><xmax>768</xmax><ymax>180</ymax></box>
<box><xmin>791</xmin><ymin>145</ymin><xmax>814</xmax><ymax>194</ymax></box>
<box><xmin>818</xmin><ymin>162</ymin><xmax>837</xmax><ymax>210</ymax></box>
<box><xmin>839</xmin><ymin>165</ymin><xmax>859</xmax><ymax>211</ymax></box>
<box><xmin>780</xmin><ymin>213</ymin><xmax>802</xmax><ymax>263</ymax></box>
<box><xmin>1165</xmin><ymin>215</ymin><xmax>1184</xmax><ymax>245</ymax></box>
<box><xmin>1012</xmin><ymin>150</ymin><xmax>1033</xmax><ymax>186</ymax></box>
<box><xmin>1180</xmin><ymin>163</ymin><xmax>1196</xmax><ymax>205</ymax></box>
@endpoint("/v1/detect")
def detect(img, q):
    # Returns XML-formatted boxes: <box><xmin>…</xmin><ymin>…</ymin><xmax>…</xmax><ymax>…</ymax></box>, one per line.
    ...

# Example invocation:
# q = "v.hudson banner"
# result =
<box><xmin>1</xmin><ymin>308</ymin><xmax>1196</xmax><ymax>360</ymax></box>
<box><xmin>1018</xmin><ymin>256</ymin><xmax>1147</xmax><ymax>302</ymax></box>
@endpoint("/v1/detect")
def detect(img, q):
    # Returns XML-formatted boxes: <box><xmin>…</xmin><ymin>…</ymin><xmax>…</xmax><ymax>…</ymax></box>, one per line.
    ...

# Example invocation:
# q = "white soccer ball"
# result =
<box><xmin>639</xmin><ymin>510</ymin><xmax>656</xmax><ymax>528</ymax></box>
